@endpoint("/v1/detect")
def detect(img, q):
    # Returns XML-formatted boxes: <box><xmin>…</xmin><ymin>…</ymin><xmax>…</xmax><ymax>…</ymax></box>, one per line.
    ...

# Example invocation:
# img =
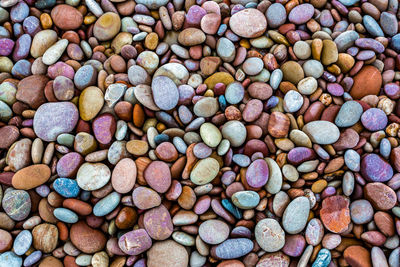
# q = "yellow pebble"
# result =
<box><xmin>150</xmin><ymin>10</ymin><xmax>160</xmax><ymax>19</ymax></box>
<box><xmin>40</xmin><ymin>13</ymin><xmax>53</xmax><ymax>29</ymax></box>
<box><xmin>311</xmin><ymin>179</ymin><xmax>328</xmax><ymax>193</ymax></box>
<box><xmin>240</xmin><ymin>39</ymin><xmax>251</xmax><ymax>49</ymax></box>
<box><xmin>156</xmin><ymin>123</ymin><xmax>166</xmax><ymax>132</ymax></box>
<box><xmin>327</xmin><ymin>64</ymin><xmax>341</xmax><ymax>75</ymax></box>
<box><xmin>84</xmin><ymin>15</ymin><xmax>97</xmax><ymax>25</ymax></box>
<box><xmin>204</xmin><ymin>89</ymin><xmax>214</xmax><ymax>97</ymax></box>
<box><xmin>268</xmin><ymin>30</ymin><xmax>290</xmax><ymax>46</ymax></box>
<box><xmin>144</xmin><ymin>32</ymin><xmax>159</xmax><ymax>50</ymax></box>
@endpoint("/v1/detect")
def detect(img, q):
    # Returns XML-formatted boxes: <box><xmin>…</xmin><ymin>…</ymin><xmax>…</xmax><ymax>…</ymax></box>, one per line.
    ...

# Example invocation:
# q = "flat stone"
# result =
<box><xmin>33</xmin><ymin>102</ymin><xmax>78</xmax><ymax>142</ymax></box>
<box><xmin>361</xmin><ymin>153</ymin><xmax>393</xmax><ymax>182</ymax></box>
<box><xmin>302</xmin><ymin>121</ymin><xmax>340</xmax><ymax>144</ymax></box>
<box><xmin>198</xmin><ymin>219</ymin><xmax>230</xmax><ymax>245</ymax></box>
<box><xmin>12</xmin><ymin>164</ymin><xmax>50</xmax><ymax>190</ymax></box>
<box><xmin>335</xmin><ymin>101</ymin><xmax>363</xmax><ymax>127</ymax></box>
<box><xmin>282</xmin><ymin>196</ymin><xmax>310</xmax><ymax>234</ymax></box>
<box><xmin>320</xmin><ymin>196</ymin><xmax>351</xmax><ymax>234</ymax></box>
<box><xmin>229</xmin><ymin>9</ymin><xmax>267</xmax><ymax>38</ymax></box>
<box><xmin>255</xmin><ymin>218</ymin><xmax>285</xmax><ymax>252</ymax></box>
<box><xmin>118</xmin><ymin>229</ymin><xmax>152</xmax><ymax>255</ymax></box>
<box><xmin>76</xmin><ymin>163</ymin><xmax>111</xmax><ymax>191</ymax></box>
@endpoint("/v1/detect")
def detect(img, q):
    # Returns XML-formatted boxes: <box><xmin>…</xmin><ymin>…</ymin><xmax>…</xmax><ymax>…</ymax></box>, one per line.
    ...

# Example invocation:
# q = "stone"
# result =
<box><xmin>190</xmin><ymin>157</ymin><xmax>219</xmax><ymax>185</ymax></box>
<box><xmin>255</xmin><ymin>218</ymin><xmax>285</xmax><ymax>252</ymax></box>
<box><xmin>350</xmin><ymin>199</ymin><xmax>374</xmax><ymax>224</ymax></box>
<box><xmin>361</xmin><ymin>108</ymin><xmax>388</xmax><ymax>131</ymax></box>
<box><xmin>335</xmin><ymin>101</ymin><xmax>363</xmax><ymax>127</ymax></box>
<box><xmin>93</xmin><ymin>12</ymin><xmax>121</xmax><ymax>41</ymax></box>
<box><xmin>320</xmin><ymin>196</ymin><xmax>351</xmax><ymax>234</ymax></box>
<box><xmin>118</xmin><ymin>229</ymin><xmax>152</xmax><ymax>255</ymax></box>
<box><xmin>147</xmin><ymin>240</ymin><xmax>188</xmax><ymax>267</ymax></box>
<box><xmin>302</xmin><ymin>121</ymin><xmax>340</xmax><ymax>144</ymax></box>
<box><xmin>364</xmin><ymin>182</ymin><xmax>397</xmax><ymax>211</ymax></box>
<box><xmin>151</xmin><ymin>76</ymin><xmax>179</xmax><ymax>110</ymax></box>
<box><xmin>144</xmin><ymin>205</ymin><xmax>173</xmax><ymax>240</ymax></box>
<box><xmin>350</xmin><ymin>66</ymin><xmax>382</xmax><ymax>99</ymax></box>
<box><xmin>229</xmin><ymin>9</ymin><xmax>267</xmax><ymax>38</ymax></box>
<box><xmin>343</xmin><ymin>246</ymin><xmax>372</xmax><ymax>267</ymax></box>
<box><xmin>16</xmin><ymin>75</ymin><xmax>48</xmax><ymax>109</ymax></box>
<box><xmin>50</xmin><ymin>4</ymin><xmax>82</xmax><ymax>30</ymax></box>
<box><xmin>361</xmin><ymin>153</ymin><xmax>393</xmax><ymax>182</ymax></box>
<box><xmin>2</xmin><ymin>190</ymin><xmax>31</xmax><ymax>221</ymax></box>
<box><xmin>199</xmin><ymin>219</ymin><xmax>230</xmax><ymax>245</ymax></box>
<box><xmin>70</xmin><ymin>221</ymin><xmax>106</xmax><ymax>254</ymax></box>
<box><xmin>288</xmin><ymin>4</ymin><xmax>314</xmax><ymax>24</ymax></box>
<box><xmin>76</xmin><ymin>163</ymin><xmax>111</xmax><ymax>191</ymax></box>
<box><xmin>33</xmin><ymin>102</ymin><xmax>78</xmax><ymax>142</ymax></box>
<box><xmin>211</xmin><ymin>238</ymin><xmax>253</xmax><ymax>259</ymax></box>
<box><xmin>282</xmin><ymin>197</ymin><xmax>310</xmax><ymax>234</ymax></box>
<box><xmin>12</xmin><ymin>164</ymin><xmax>50</xmax><ymax>190</ymax></box>
<box><xmin>32</xmin><ymin>223</ymin><xmax>58</xmax><ymax>253</ymax></box>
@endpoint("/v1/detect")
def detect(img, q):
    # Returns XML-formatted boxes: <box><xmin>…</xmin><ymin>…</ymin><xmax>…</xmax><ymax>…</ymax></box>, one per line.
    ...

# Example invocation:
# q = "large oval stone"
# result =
<box><xmin>151</xmin><ymin>76</ymin><xmax>179</xmax><ymax>110</ymax></box>
<box><xmin>320</xmin><ymin>196</ymin><xmax>351</xmax><ymax>234</ymax></box>
<box><xmin>282</xmin><ymin>196</ymin><xmax>310</xmax><ymax>234</ymax></box>
<box><xmin>302</xmin><ymin>121</ymin><xmax>340</xmax><ymax>144</ymax></box>
<box><xmin>190</xmin><ymin>157</ymin><xmax>220</xmax><ymax>185</ymax></box>
<box><xmin>76</xmin><ymin>163</ymin><xmax>111</xmax><ymax>191</ymax></box>
<box><xmin>350</xmin><ymin>66</ymin><xmax>382</xmax><ymax>99</ymax></box>
<box><xmin>246</xmin><ymin>159</ymin><xmax>269</xmax><ymax>188</ymax></box>
<box><xmin>12</xmin><ymin>164</ymin><xmax>50</xmax><ymax>190</ymax></box>
<box><xmin>229</xmin><ymin>9</ymin><xmax>267</xmax><ymax>38</ymax></box>
<box><xmin>33</xmin><ymin>102</ymin><xmax>78</xmax><ymax>142</ymax></box>
<box><xmin>361</xmin><ymin>153</ymin><xmax>393</xmax><ymax>182</ymax></box>
<box><xmin>144</xmin><ymin>205</ymin><xmax>173</xmax><ymax>240</ymax></box>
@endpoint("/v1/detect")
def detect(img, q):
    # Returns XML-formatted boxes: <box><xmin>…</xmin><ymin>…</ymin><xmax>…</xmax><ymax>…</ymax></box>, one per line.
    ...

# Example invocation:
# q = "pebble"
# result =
<box><xmin>361</xmin><ymin>108</ymin><xmax>388</xmax><ymax>131</ymax></box>
<box><xmin>76</xmin><ymin>163</ymin><xmax>111</xmax><ymax>191</ymax></box>
<box><xmin>320</xmin><ymin>196</ymin><xmax>351</xmax><ymax>234</ymax></box>
<box><xmin>255</xmin><ymin>218</ymin><xmax>285</xmax><ymax>252</ymax></box>
<box><xmin>199</xmin><ymin>219</ymin><xmax>229</xmax><ymax>245</ymax></box>
<box><xmin>211</xmin><ymin>238</ymin><xmax>254</xmax><ymax>259</ymax></box>
<box><xmin>282</xmin><ymin>197</ymin><xmax>310</xmax><ymax>234</ymax></box>
<box><xmin>266</xmin><ymin>3</ymin><xmax>286</xmax><ymax>28</ymax></box>
<box><xmin>33</xmin><ymin>102</ymin><xmax>78</xmax><ymax>142</ymax></box>
<box><xmin>361</xmin><ymin>153</ymin><xmax>393</xmax><ymax>182</ymax></box>
<box><xmin>350</xmin><ymin>199</ymin><xmax>374</xmax><ymax>224</ymax></box>
<box><xmin>288</xmin><ymin>4</ymin><xmax>314</xmax><ymax>24</ymax></box>
<box><xmin>147</xmin><ymin>240</ymin><xmax>188</xmax><ymax>267</ymax></box>
<box><xmin>229</xmin><ymin>9</ymin><xmax>267</xmax><ymax>38</ymax></box>
<box><xmin>335</xmin><ymin>101</ymin><xmax>363</xmax><ymax>127</ymax></box>
<box><xmin>118</xmin><ymin>229</ymin><xmax>152</xmax><ymax>255</ymax></box>
<box><xmin>190</xmin><ymin>157</ymin><xmax>219</xmax><ymax>185</ymax></box>
<box><xmin>303</xmin><ymin>121</ymin><xmax>340</xmax><ymax>144</ymax></box>
<box><xmin>231</xmin><ymin>191</ymin><xmax>260</xmax><ymax>209</ymax></box>
<box><xmin>2</xmin><ymin>190</ymin><xmax>31</xmax><ymax>221</ymax></box>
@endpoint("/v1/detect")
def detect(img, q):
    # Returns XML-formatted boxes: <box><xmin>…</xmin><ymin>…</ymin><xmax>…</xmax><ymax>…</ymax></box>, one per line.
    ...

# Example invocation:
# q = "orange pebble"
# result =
<box><xmin>57</xmin><ymin>221</ymin><xmax>69</xmax><ymax>241</ymax></box>
<box><xmin>40</xmin><ymin>13</ymin><xmax>53</xmax><ymax>29</ymax></box>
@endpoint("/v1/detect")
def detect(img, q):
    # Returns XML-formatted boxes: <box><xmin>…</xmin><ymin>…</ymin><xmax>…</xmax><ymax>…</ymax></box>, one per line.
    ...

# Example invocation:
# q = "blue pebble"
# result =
<box><xmin>0</xmin><ymin>251</ymin><xmax>22</xmax><ymax>267</ymax></box>
<box><xmin>80</xmin><ymin>190</ymin><xmax>91</xmax><ymax>201</ymax></box>
<box><xmin>13</xmin><ymin>23</ymin><xmax>23</xmax><ymax>38</ymax></box>
<box><xmin>380</xmin><ymin>138</ymin><xmax>391</xmax><ymax>159</ymax></box>
<box><xmin>53</xmin><ymin>208</ymin><xmax>79</xmax><ymax>224</ymax></box>
<box><xmin>222</xmin><ymin>199</ymin><xmax>242</xmax><ymax>219</ymax></box>
<box><xmin>35</xmin><ymin>0</ymin><xmax>56</xmax><ymax>9</ymax></box>
<box><xmin>217</xmin><ymin>24</ymin><xmax>227</xmax><ymax>36</ymax></box>
<box><xmin>338</xmin><ymin>0</ymin><xmax>359</xmax><ymax>5</ymax></box>
<box><xmin>265</xmin><ymin>96</ymin><xmax>279</xmax><ymax>109</ymax></box>
<box><xmin>53</xmin><ymin>178</ymin><xmax>80</xmax><ymax>198</ymax></box>
<box><xmin>11</xmin><ymin>59</ymin><xmax>31</xmax><ymax>79</ymax></box>
<box><xmin>232</xmin><ymin>154</ymin><xmax>251</xmax><ymax>167</ymax></box>
<box><xmin>391</xmin><ymin>34</ymin><xmax>400</xmax><ymax>52</ymax></box>
<box><xmin>363</xmin><ymin>15</ymin><xmax>384</xmax><ymax>37</ymax></box>
<box><xmin>154</xmin><ymin>133</ymin><xmax>169</xmax><ymax>145</ymax></box>
<box><xmin>23</xmin><ymin>251</ymin><xmax>42</xmax><ymax>267</ymax></box>
<box><xmin>312</xmin><ymin>248</ymin><xmax>332</xmax><ymax>267</ymax></box>
<box><xmin>218</xmin><ymin>95</ymin><xmax>227</xmax><ymax>111</ymax></box>
<box><xmin>93</xmin><ymin>192</ymin><xmax>121</xmax><ymax>217</ymax></box>
<box><xmin>13</xmin><ymin>230</ymin><xmax>32</xmax><ymax>256</ymax></box>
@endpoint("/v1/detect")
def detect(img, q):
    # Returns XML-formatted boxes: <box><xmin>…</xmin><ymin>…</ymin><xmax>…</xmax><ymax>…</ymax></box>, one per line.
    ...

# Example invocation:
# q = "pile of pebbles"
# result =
<box><xmin>0</xmin><ymin>0</ymin><xmax>400</xmax><ymax>266</ymax></box>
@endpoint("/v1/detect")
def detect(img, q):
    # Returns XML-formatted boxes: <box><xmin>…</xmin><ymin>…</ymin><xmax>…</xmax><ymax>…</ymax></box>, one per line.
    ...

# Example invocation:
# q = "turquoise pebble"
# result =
<box><xmin>53</xmin><ymin>208</ymin><xmax>79</xmax><ymax>224</ymax></box>
<box><xmin>221</xmin><ymin>199</ymin><xmax>242</xmax><ymax>219</ymax></box>
<box><xmin>13</xmin><ymin>230</ymin><xmax>32</xmax><ymax>256</ymax></box>
<box><xmin>93</xmin><ymin>192</ymin><xmax>121</xmax><ymax>217</ymax></box>
<box><xmin>231</xmin><ymin>191</ymin><xmax>260</xmax><ymax>209</ymax></box>
<box><xmin>0</xmin><ymin>251</ymin><xmax>22</xmax><ymax>267</ymax></box>
<box><xmin>312</xmin><ymin>248</ymin><xmax>331</xmax><ymax>267</ymax></box>
<box><xmin>53</xmin><ymin>178</ymin><xmax>80</xmax><ymax>198</ymax></box>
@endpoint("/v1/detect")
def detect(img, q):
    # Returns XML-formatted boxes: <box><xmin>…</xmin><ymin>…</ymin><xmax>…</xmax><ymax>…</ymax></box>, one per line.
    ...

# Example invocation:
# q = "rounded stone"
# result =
<box><xmin>70</xmin><ymin>221</ymin><xmax>106</xmax><ymax>254</ymax></box>
<box><xmin>302</xmin><ymin>121</ymin><xmax>340</xmax><ymax>144</ymax></box>
<box><xmin>143</xmin><ymin>205</ymin><xmax>173</xmax><ymax>240</ymax></box>
<box><xmin>361</xmin><ymin>153</ymin><xmax>393</xmax><ymax>182</ymax></box>
<box><xmin>111</xmin><ymin>158</ymin><xmax>136</xmax><ymax>194</ymax></box>
<box><xmin>335</xmin><ymin>101</ymin><xmax>363</xmax><ymax>127</ymax></box>
<box><xmin>266</xmin><ymin>3</ymin><xmax>286</xmax><ymax>28</ymax></box>
<box><xmin>229</xmin><ymin>8</ymin><xmax>267</xmax><ymax>38</ymax></box>
<box><xmin>288</xmin><ymin>4</ymin><xmax>314</xmax><ymax>24</ymax></box>
<box><xmin>190</xmin><ymin>157</ymin><xmax>219</xmax><ymax>185</ymax></box>
<box><xmin>361</xmin><ymin>108</ymin><xmax>388</xmax><ymax>131</ymax></box>
<box><xmin>255</xmin><ymin>218</ymin><xmax>285</xmax><ymax>252</ymax></box>
<box><xmin>144</xmin><ymin>161</ymin><xmax>171</xmax><ymax>193</ymax></box>
<box><xmin>2</xmin><ymin>190</ymin><xmax>31</xmax><ymax>221</ymax></box>
<box><xmin>32</xmin><ymin>223</ymin><xmax>58</xmax><ymax>253</ymax></box>
<box><xmin>50</xmin><ymin>4</ymin><xmax>83</xmax><ymax>30</ymax></box>
<box><xmin>33</xmin><ymin>102</ymin><xmax>79</xmax><ymax>142</ymax></box>
<box><xmin>221</xmin><ymin>120</ymin><xmax>246</xmax><ymax>147</ymax></box>
<box><xmin>198</xmin><ymin>219</ymin><xmax>230</xmax><ymax>245</ymax></box>
<box><xmin>93</xmin><ymin>12</ymin><xmax>121</xmax><ymax>41</ymax></box>
<box><xmin>147</xmin><ymin>240</ymin><xmax>188</xmax><ymax>267</ymax></box>
<box><xmin>246</xmin><ymin>159</ymin><xmax>269</xmax><ymax>188</ymax></box>
<box><xmin>12</xmin><ymin>164</ymin><xmax>50</xmax><ymax>190</ymax></box>
<box><xmin>350</xmin><ymin>66</ymin><xmax>382</xmax><ymax>99</ymax></box>
<box><xmin>320</xmin><ymin>196</ymin><xmax>351</xmax><ymax>234</ymax></box>
<box><xmin>151</xmin><ymin>76</ymin><xmax>179</xmax><ymax>110</ymax></box>
<box><xmin>118</xmin><ymin>229</ymin><xmax>152</xmax><ymax>255</ymax></box>
<box><xmin>76</xmin><ymin>163</ymin><xmax>111</xmax><ymax>191</ymax></box>
<box><xmin>350</xmin><ymin>199</ymin><xmax>374</xmax><ymax>224</ymax></box>
<box><xmin>282</xmin><ymin>196</ymin><xmax>310</xmax><ymax>234</ymax></box>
